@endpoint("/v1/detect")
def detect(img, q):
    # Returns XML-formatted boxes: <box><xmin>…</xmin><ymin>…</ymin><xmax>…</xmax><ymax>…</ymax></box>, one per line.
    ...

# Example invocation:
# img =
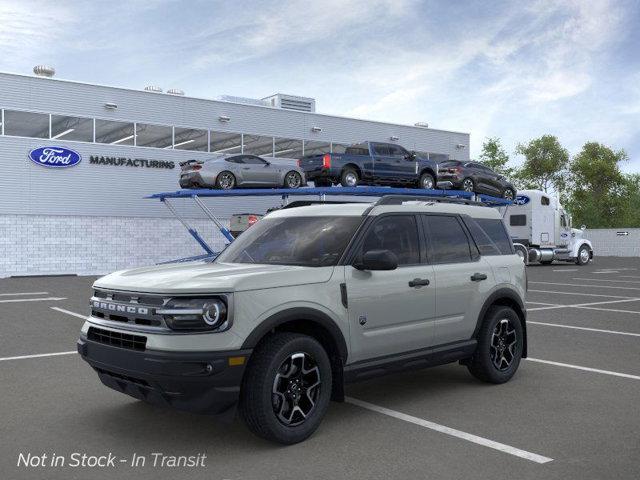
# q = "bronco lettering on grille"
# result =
<box><xmin>92</xmin><ymin>301</ymin><xmax>149</xmax><ymax>315</ymax></box>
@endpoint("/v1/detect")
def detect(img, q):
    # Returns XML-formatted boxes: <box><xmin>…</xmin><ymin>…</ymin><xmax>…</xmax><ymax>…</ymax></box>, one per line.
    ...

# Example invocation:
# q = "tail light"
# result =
<box><xmin>192</xmin><ymin>164</ymin><xmax>202</xmax><ymax>171</ymax></box>
<box><xmin>247</xmin><ymin>215</ymin><xmax>259</xmax><ymax>226</ymax></box>
<box><xmin>297</xmin><ymin>159</ymin><xmax>301</xmax><ymax>167</ymax></box>
<box><xmin>322</xmin><ymin>154</ymin><xmax>331</xmax><ymax>168</ymax></box>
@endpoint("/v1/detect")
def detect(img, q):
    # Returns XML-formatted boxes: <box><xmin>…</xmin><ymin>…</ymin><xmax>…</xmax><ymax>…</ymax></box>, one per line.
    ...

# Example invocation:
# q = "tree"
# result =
<box><xmin>566</xmin><ymin>142</ymin><xmax>628</xmax><ymax>228</ymax></box>
<box><xmin>479</xmin><ymin>137</ymin><xmax>514</xmax><ymax>177</ymax></box>
<box><xmin>515</xmin><ymin>135</ymin><xmax>569</xmax><ymax>193</ymax></box>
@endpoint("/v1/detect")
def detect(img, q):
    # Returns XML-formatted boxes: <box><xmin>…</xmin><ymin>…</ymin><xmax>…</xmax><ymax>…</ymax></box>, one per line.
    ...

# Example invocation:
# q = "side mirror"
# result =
<box><xmin>354</xmin><ymin>249</ymin><xmax>398</xmax><ymax>271</ymax></box>
<box><xmin>581</xmin><ymin>225</ymin><xmax>586</xmax><ymax>230</ymax></box>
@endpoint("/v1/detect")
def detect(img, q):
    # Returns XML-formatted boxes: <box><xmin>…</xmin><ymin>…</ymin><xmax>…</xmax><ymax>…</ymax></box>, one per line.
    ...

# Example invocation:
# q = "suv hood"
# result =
<box><xmin>93</xmin><ymin>261</ymin><xmax>335</xmax><ymax>294</ymax></box>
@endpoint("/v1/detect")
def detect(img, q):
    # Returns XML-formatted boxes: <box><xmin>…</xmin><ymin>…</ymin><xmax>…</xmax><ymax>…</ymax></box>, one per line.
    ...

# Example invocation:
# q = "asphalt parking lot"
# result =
<box><xmin>1</xmin><ymin>257</ymin><xmax>639</xmax><ymax>480</ymax></box>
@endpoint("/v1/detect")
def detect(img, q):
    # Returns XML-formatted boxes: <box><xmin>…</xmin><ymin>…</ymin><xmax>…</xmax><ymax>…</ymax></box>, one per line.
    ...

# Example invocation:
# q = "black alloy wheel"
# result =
<box><xmin>462</xmin><ymin>178</ymin><xmax>475</xmax><ymax>192</ymax></box>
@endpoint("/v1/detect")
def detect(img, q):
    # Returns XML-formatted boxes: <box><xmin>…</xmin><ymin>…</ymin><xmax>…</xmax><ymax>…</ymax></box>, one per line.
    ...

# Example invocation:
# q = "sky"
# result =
<box><xmin>1</xmin><ymin>0</ymin><xmax>639</xmax><ymax>171</ymax></box>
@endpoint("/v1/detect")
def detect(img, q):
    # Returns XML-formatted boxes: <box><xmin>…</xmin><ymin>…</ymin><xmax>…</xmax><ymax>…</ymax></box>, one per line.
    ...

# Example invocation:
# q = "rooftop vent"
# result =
<box><xmin>144</xmin><ymin>85</ymin><xmax>163</xmax><ymax>93</ymax></box>
<box><xmin>33</xmin><ymin>65</ymin><xmax>55</xmax><ymax>78</ymax></box>
<box><xmin>262</xmin><ymin>93</ymin><xmax>316</xmax><ymax>113</ymax></box>
<box><xmin>414</xmin><ymin>122</ymin><xmax>429</xmax><ymax>128</ymax></box>
<box><xmin>217</xmin><ymin>95</ymin><xmax>270</xmax><ymax>107</ymax></box>
<box><xmin>167</xmin><ymin>88</ymin><xmax>185</xmax><ymax>96</ymax></box>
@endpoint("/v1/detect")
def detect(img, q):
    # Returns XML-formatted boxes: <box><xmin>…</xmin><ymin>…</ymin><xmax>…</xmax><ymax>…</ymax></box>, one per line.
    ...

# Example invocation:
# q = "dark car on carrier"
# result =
<box><xmin>438</xmin><ymin>160</ymin><xmax>516</xmax><ymax>200</ymax></box>
<box><xmin>298</xmin><ymin>141</ymin><xmax>440</xmax><ymax>189</ymax></box>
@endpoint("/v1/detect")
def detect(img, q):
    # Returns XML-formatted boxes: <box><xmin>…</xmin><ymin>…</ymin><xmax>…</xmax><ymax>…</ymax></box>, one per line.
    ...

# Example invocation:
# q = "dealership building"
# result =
<box><xmin>0</xmin><ymin>68</ymin><xmax>471</xmax><ymax>277</ymax></box>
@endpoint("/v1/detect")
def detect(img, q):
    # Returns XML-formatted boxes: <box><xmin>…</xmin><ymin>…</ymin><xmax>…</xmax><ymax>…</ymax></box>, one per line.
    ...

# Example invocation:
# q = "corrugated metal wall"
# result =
<box><xmin>584</xmin><ymin>229</ymin><xmax>640</xmax><ymax>257</ymax></box>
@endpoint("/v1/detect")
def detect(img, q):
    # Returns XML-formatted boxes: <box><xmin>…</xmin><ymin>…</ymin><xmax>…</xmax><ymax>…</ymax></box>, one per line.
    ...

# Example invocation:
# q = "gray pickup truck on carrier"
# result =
<box><xmin>78</xmin><ymin>195</ymin><xmax>527</xmax><ymax>445</ymax></box>
<box><xmin>299</xmin><ymin>142</ymin><xmax>440</xmax><ymax>189</ymax></box>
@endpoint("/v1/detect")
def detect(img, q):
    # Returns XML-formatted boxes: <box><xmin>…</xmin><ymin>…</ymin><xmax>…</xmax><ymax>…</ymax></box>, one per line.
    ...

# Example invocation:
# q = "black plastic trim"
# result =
<box><xmin>240</xmin><ymin>307</ymin><xmax>348</xmax><ymax>362</ymax></box>
<box><xmin>344</xmin><ymin>339</ymin><xmax>477</xmax><ymax>382</ymax></box>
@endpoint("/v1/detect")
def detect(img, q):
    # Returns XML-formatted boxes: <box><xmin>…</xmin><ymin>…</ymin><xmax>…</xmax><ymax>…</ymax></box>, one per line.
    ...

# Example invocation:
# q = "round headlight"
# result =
<box><xmin>203</xmin><ymin>300</ymin><xmax>227</xmax><ymax>327</ymax></box>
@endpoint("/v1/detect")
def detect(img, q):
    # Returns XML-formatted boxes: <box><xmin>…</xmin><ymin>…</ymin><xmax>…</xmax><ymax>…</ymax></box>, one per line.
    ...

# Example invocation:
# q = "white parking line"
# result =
<box><xmin>526</xmin><ymin>301</ymin><xmax>559</xmax><ymax>306</ymax></box>
<box><xmin>0</xmin><ymin>292</ymin><xmax>49</xmax><ymax>296</ymax></box>
<box><xmin>574</xmin><ymin>306</ymin><xmax>640</xmax><ymax>315</ymax></box>
<box><xmin>345</xmin><ymin>397</ymin><xmax>553</xmax><ymax>464</ymax></box>
<box><xmin>51</xmin><ymin>307</ymin><xmax>87</xmax><ymax>319</ymax></box>
<box><xmin>618</xmin><ymin>275</ymin><xmax>640</xmax><ymax>279</ymax></box>
<box><xmin>529</xmin><ymin>289</ymin><xmax>639</xmax><ymax>299</ymax></box>
<box><xmin>0</xmin><ymin>351</ymin><xmax>76</xmax><ymax>362</ymax></box>
<box><xmin>530</xmin><ymin>281</ymin><xmax>640</xmax><ymax>291</ymax></box>
<box><xmin>527</xmin><ymin>297</ymin><xmax>640</xmax><ymax>312</ymax></box>
<box><xmin>573</xmin><ymin>277</ymin><xmax>640</xmax><ymax>284</ymax></box>
<box><xmin>526</xmin><ymin>358</ymin><xmax>640</xmax><ymax>381</ymax></box>
<box><xmin>552</xmin><ymin>269</ymin><xmax>578</xmax><ymax>272</ymax></box>
<box><xmin>0</xmin><ymin>297</ymin><xmax>67</xmax><ymax>304</ymax></box>
<box><xmin>528</xmin><ymin>321</ymin><xmax>640</xmax><ymax>337</ymax></box>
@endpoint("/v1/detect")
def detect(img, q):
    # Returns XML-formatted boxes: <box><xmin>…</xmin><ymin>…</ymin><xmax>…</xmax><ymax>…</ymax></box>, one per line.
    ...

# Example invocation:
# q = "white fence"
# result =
<box><xmin>584</xmin><ymin>228</ymin><xmax>640</xmax><ymax>257</ymax></box>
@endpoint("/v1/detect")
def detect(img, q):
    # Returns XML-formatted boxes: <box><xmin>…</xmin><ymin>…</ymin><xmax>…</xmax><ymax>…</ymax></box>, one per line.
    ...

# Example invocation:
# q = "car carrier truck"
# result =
<box><xmin>504</xmin><ymin>189</ymin><xmax>593</xmax><ymax>265</ymax></box>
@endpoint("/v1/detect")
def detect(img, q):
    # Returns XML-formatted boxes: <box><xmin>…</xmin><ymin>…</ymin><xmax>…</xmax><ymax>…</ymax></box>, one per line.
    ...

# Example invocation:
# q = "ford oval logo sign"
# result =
<box><xmin>28</xmin><ymin>146</ymin><xmax>82</xmax><ymax>168</ymax></box>
<box><xmin>514</xmin><ymin>195</ymin><xmax>530</xmax><ymax>205</ymax></box>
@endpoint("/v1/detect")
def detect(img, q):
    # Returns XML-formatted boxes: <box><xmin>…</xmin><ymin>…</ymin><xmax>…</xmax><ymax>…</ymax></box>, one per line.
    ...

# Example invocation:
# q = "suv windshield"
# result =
<box><xmin>215</xmin><ymin>216</ymin><xmax>363</xmax><ymax>267</ymax></box>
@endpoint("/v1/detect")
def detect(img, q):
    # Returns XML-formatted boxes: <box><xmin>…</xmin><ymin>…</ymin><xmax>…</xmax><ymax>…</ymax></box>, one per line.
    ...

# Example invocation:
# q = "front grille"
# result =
<box><xmin>88</xmin><ymin>326</ymin><xmax>147</xmax><ymax>351</ymax></box>
<box><xmin>90</xmin><ymin>289</ymin><xmax>168</xmax><ymax>330</ymax></box>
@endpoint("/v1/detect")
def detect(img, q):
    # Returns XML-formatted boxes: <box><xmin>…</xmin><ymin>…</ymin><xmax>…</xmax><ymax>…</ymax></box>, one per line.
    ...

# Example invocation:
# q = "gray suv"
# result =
<box><xmin>77</xmin><ymin>197</ymin><xmax>527</xmax><ymax>444</ymax></box>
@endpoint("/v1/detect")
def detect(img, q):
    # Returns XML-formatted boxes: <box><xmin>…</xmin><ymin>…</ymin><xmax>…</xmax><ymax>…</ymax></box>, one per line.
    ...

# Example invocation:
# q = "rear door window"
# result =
<box><xmin>422</xmin><ymin>215</ymin><xmax>472</xmax><ymax>264</ymax></box>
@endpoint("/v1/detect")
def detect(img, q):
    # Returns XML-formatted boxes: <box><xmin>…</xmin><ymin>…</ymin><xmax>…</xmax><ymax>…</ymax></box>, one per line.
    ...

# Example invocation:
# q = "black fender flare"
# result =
<box><xmin>473</xmin><ymin>288</ymin><xmax>528</xmax><ymax>357</ymax></box>
<box><xmin>241</xmin><ymin>307</ymin><xmax>349</xmax><ymax>362</ymax></box>
<box><xmin>419</xmin><ymin>167</ymin><xmax>437</xmax><ymax>181</ymax></box>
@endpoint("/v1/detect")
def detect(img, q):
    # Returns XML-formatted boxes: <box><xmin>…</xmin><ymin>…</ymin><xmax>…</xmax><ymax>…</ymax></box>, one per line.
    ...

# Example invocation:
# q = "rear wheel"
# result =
<box><xmin>418</xmin><ymin>172</ymin><xmax>435</xmax><ymax>189</ymax></box>
<box><xmin>462</xmin><ymin>178</ymin><xmax>475</xmax><ymax>192</ymax></box>
<box><xmin>215</xmin><ymin>171</ymin><xmax>236</xmax><ymax>190</ymax></box>
<box><xmin>284</xmin><ymin>171</ymin><xmax>303</xmax><ymax>189</ymax></box>
<box><xmin>340</xmin><ymin>168</ymin><xmax>359</xmax><ymax>187</ymax></box>
<box><xmin>502</xmin><ymin>188</ymin><xmax>515</xmax><ymax>200</ymax></box>
<box><xmin>540</xmin><ymin>260</ymin><xmax>553</xmax><ymax>265</ymax></box>
<box><xmin>467</xmin><ymin>306</ymin><xmax>523</xmax><ymax>384</ymax></box>
<box><xmin>239</xmin><ymin>333</ymin><xmax>332</xmax><ymax>444</ymax></box>
<box><xmin>576</xmin><ymin>245</ymin><xmax>591</xmax><ymax>265</ymax></box>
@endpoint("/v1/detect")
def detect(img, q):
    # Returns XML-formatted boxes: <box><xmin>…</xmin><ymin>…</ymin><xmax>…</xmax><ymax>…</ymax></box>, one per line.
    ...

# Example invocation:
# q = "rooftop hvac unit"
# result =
<box><xmin>262</xmin><ymin>93</ymin><xmax>316</xmax><ymax>113</ymax></box>
<box><xmin>144</xmin><ymin>85</ymin><xmax>163</xmax><ymax>93</ymax></box>
<box><xmin>33</xmin><ymin>65</ymin><xmax>55</xmax><ymax>77</ymax></box>
<box><xmin>167</xmin><ymin>88</ymin><xmax>185</xmax><ymax>96</ymax></box>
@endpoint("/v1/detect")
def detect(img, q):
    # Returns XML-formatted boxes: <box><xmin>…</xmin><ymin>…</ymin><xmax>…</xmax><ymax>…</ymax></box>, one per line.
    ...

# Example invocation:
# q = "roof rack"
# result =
<box><xmin>374</xmin><ymin>194</ymin><xmax>486</xmax><ymax>206</ymax></box>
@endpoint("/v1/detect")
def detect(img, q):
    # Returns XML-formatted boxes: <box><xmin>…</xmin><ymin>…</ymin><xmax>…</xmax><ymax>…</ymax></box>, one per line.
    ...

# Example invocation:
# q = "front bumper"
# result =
<box><xmin>77</xmin><ymin>336</ymin><xmax>251</xmax><ymax>415</ymax></box>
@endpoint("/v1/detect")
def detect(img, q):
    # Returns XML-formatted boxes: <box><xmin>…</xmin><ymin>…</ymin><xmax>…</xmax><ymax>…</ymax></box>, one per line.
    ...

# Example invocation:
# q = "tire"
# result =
<box><xmin>502</xmin><ymin>188</ymin><xmax>515</xmax><ymax>200</ymax></box>
<box><xmin>467</xmin><ymin>306</ymin><xmax>523</xmax><ymax>384</ymax></box>
<box><xmin>461</xmin><ymin>178</ymin><xmax>475</xmax><ymax>192</ymax></box>
<box><xmin>340</xmin><ymin>168</ymin><xmax>359</xmax><ymax>187</ymax></box>
<box><xmin>239</xmin><ymin>333</ymin><xmax>332</xmax><ymax>445</ymax></box>
<box><xmin>576</xmin><ymin>245</ymin><xmax>591</xmax><ymax>265</ymax></box>
<box><xmin>418</xmin><ymin>172</ymin><xmax>435</xmax><ymax>189</ymax></box>
<box><xmin>215</xmin><ymin>171</ymin><xmax>236</xmax><ymax>190</ymax></box>
<box><xmin>540</xmin><ymin>260</ymin><xmax>553</xmax><ymax>265</ymax></box>
<box><xmin>314</xmin><ymin>179</ymin><xmax>332</xmax><ymax>187</ymax></box>
<box><xmin>284</xmin><ymin>171</ymin><xmax>303</xmax><ymax>189</ymax></box>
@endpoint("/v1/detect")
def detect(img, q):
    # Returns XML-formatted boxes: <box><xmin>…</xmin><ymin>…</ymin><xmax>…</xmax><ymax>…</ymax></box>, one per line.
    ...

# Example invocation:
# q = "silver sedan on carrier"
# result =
<box><xmin>179</xmin><ymin>154</ymin><xmax>307</xmax><ymax>189</ymax></box>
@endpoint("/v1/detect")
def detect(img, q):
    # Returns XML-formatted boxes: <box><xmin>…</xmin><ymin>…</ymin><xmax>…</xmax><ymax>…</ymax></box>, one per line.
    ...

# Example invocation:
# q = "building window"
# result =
<box><xmin>135</xmin><ymin>123</ymin><xmax>173</xmax><ymax>148</ymax></box>
<box><xmin>210</xmin><ymin>131</ymin><xmax>242</xmax><ymax>154</ymax></box>
<box><xmin>173</xmin><ymin>127</ymin><xmax>208</xmax><ymax>151</ymax></box>
<box><xmin>273</xmin><ymin>137</ymin><xmax>303</xmax><ymax>159</ymax></box>
<box><xmin>243</xmin><ymin>134</ymin><xmax>274</xmax><ymax>156</ymax></box>
<box><xmin>3</xmin><ymin>110</ymin><xmax>50</xmax><ymax>139</ymax></box>
<box><xmin>303</xmin><ymin>140</ymin><xmax>331</xmax><ymax>156</ymax></box>
<box><xmin>95</xmin><ymin>119</ymin><xmax>135</xmax><ymax>145</ymax></box>
<box><xmin>50</xmin><ymin>114</ymin><xmax>94</xmax><ymax>142</ymax></box>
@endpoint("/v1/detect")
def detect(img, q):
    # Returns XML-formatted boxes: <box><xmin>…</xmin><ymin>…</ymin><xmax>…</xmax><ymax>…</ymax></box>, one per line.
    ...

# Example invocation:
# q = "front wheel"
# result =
<box><xmin>239</xmin><ymin>333</ymin><xmax>332</xmax><ymax>444</ymax></box>
<box><xmin>284</xmin><ymin>171</ymin><xmax>303</xmax><ymax>189</ymax></box>
<box><xmin>502</xmin><ymin>188</ymin><xmax>516</xmax><ymax>200</ymax></box>
<box><xmin>462</xmin><ymin>178</ymin><xmax>475</xmax><ymax>192</ymax></box>
<box><xmin>418</xmin><ymin>172</ymin><xmax>435</xmax><ymax>189</ymax></box>
<box><xmin>576</xmin><ymin>245</ymin><xmax>591</xmax><ymax>265</ymax></box>
<box><xmin>467</xmin><ymin>306</ymin><xmax>523</xmax><ymax>384</ymax></box>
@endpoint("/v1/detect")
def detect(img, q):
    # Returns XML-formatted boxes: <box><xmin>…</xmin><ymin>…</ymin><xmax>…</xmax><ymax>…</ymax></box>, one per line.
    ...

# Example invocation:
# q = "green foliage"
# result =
<box><xmin>515</xmin><ymin>135</ymin><xmax>569</xmax><ymax>193</ymax></box>
<box><xmin>566</xmin><ymin>142</ymin><xmax>630</xmax><ymax>228</ymax></box>
<box><xmin>479</xmin><ymin>137</ymin><xmax>514</xmax><ymax>177</ymax></box>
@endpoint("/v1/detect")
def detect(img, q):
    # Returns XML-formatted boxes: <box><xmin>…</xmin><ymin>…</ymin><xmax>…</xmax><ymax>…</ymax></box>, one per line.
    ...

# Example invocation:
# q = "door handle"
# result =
<box><xmin>242</xmin><ymin>167</ymin><xmax>250</xmax><ymax>170</ymax></box>
<box><xmin>409</xmin><ymin>278</ymin><xmax>430</xmax><ymax>287</ymax></box>
<box><xmin>470</xmin><ymin>273</ymin><xmax>488</xmax><ymax>282</ymax></box>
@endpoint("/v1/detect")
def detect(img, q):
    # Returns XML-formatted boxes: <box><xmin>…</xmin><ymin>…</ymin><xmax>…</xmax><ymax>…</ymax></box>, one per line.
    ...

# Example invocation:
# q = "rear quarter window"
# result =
<box><xmin>466</xmin><ymin>217</ymin><xmax>514</xmax><ymax>255</ymax></box>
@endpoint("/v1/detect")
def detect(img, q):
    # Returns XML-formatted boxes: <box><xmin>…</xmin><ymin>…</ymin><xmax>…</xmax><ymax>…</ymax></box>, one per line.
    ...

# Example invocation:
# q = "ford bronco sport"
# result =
<box><xmin>78</xmin><ymin>196</ymin><xmax>527</xmax><ymax>444</ymax></box>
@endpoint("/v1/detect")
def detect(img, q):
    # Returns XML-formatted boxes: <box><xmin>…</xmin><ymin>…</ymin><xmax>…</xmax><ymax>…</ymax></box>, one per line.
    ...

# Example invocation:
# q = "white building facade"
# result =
<box><xmin>0</xmin><ymin>71</ymin><xmax>470</xmax><ymax>276</ymax></box>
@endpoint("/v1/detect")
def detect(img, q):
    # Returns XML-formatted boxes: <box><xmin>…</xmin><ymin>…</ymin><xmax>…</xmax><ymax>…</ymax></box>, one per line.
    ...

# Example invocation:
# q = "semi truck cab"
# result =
<box><xmin>504</xmin><ymin>189</ymin><xmax>593</xmax><ymax>265</ymax></box>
